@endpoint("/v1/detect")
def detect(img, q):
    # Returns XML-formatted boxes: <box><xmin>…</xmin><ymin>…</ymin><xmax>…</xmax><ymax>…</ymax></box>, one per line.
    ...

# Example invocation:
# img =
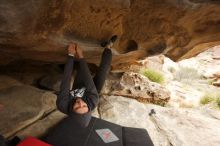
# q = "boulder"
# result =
<box><xmin>112</xmin><ymin>54</ymin><xmax>165</xmax><ymax>73</ymax></box>
<box><xmin>38</xmin><ymin>74</ymin><xmax>62</xmax><ymax>91</ymax></box>
<box><xmin>99</xmin><ymin>95</ymin><xmax>220</xmax><ymax>146</ymax></box>
<box><xmin>0</xmin><ymin>77</ymin><xmax>56</xmax><ymax>138</ymax></box>
<box><xmin>212</xmin><ymin>73</ymin><xmax>220</xmax><ymax>87</ymax></box>
<box><xmin>0</xmin><ymin>61</ymin><xmax>63</xmax><ymax>86</ymax></box>
<box><xmin>162</xmin><ymin>46</ymin><xmax>220</xmax><ymax>107</ymax></box>
<box><xmin>111</xmin><ymin>72</ymin><xmax>170</xmax><ymax>105</ymax></box>
<box><xmin>213</xmin><ymin>80</ymin><xmax>220</xmax><ymax>87</ymax></box>
<box><xmin>178</xmin><ymin>46</ymin><xmax>220</xmax><ymax>78</ymax></box>
<box><xmin>16</xmin><ymin>111</ymin><xmax>66</xmax><ymax>139</ymax></box>
<box><xmin>0</xmin><ymin>75</ymin><xmax>22</xmax><ymax>90</ymax></box>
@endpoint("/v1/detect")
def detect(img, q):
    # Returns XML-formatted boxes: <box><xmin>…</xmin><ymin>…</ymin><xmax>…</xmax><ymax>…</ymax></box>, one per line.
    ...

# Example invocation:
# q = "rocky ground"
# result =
<box><xmin>0</xmin><ymin>46</ymin><xmax>220</xmax><ymax>146</ymax></box>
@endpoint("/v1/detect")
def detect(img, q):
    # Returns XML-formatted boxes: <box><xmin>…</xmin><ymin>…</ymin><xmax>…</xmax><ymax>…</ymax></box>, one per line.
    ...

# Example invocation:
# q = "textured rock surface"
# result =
<box><xmin>0</xmin><ymin>45</ymin><xmax>219</xmax><ymax>145</ymax></box>
<box><xmin>213</xmin><ymin>73</ymin><xmax>220</xmax><ymax>87</ymax></box>
<box><xmin>99</xmin><ymin>95</ymin><xmax>220</xmax><ymax>146</ymax></box>
<box><xmin>107</xmin><ymin>46</ymin><xmax>220</xmax><ymax>108</ymax></box>
<box><xmin>1</xmin><ymin>0</ymin><xmax>220</xmax><ymax>66</ymax></box>
<box><xmin>16</xmin><ymin>111</ymin><xmax>66</xmax><ymax>139</ymax></box>
<box><xmin>163</xmin><ymin>46</ymin><xmax>220</xmax><ymax>107</ymax></box>
<box><xmin>178</xmin><ymin>45</ymin><xmax>220</xmax><ymax>78</ymax></box>
<box><xmin>112</xmin><ymin>54</ymin><xmax>165</xmax><ymax>73</ymax></box>
<box><xmin>38</xmin><ymin>74</ymin><xmax>62</xmax><ymax>91</ymax></box>
<box><xmin>0</xmin><ymin>75</ymin><xmax>22</xmax><ymax>90</ymax></box>
<box><xmin>5</xmin><ymin>94</ymin><xmax>220</xmax><ymax>146</ymax></box>
<box><xmin>0</xmin><ymin>37</ymin><xmax>219</xmax><ymax>146</ymax></box>
<box><xmin>0</xmin><ymin>60</ymin><xmax>63</xmax><ymax>86</ymax></box>
<box><xmin>0</xmin><ymin>76</ymin><xmax>56</xmax><ymax>138</ymax></box>
<box><xmin>111</xmin><ymin>72</ymin><xmax>170</xmax><ymax>105</ymax></box>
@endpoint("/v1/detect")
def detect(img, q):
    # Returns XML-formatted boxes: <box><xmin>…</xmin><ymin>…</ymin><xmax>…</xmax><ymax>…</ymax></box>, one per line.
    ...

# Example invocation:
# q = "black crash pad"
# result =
<box><xmin>45</xmin><ymin>117</ymin><xmax>154</xmax><ymax>146</ymax></box>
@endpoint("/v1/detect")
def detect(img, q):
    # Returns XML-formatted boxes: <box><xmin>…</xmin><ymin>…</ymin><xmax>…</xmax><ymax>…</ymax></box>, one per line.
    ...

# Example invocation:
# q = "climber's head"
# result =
<box><xmin>72</xmin><ymin>98</ymin><xmax>89</xmax><ymax>114</ymax></box>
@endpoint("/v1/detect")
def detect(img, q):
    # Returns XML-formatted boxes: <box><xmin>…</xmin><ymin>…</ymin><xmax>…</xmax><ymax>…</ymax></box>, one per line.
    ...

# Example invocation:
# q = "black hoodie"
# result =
<box><xmin>56</xmin><ymin>56</ymin><xmax>99</xmax><ymax>127</ymax></box>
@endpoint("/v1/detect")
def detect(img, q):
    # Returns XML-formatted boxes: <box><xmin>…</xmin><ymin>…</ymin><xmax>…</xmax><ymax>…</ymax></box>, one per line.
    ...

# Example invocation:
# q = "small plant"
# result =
<box><xmin>200</xmin><ymin>95</ymin><xmax>215</xmax><ymax>105</ymax></box>
<box><xmin>142</xmin><ymin>69</ymin><xmax>164</xmax><ymax>84</ymax></box>
<box><xmin>207</xmin><ymin>79</ymin><xmax>214</xmax><ymax>85</ymax></box>
<box><xmin>216</xmin><ymin>98</ymin><xmax>220</xmax><ymax>109</ymax></box>
<box><xmin>174</xmin><ymin>66</ymin><xmax>201</xmax><ymax>82</ymax></box>
<box><xmin>200</xmin><ymin>92</ymin><xmax>220</xmax><ymax>109</ymax></box>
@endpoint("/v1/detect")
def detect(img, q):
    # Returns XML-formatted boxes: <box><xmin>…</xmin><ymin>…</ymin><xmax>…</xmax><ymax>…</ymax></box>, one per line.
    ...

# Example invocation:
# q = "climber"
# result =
<box><xmin>56</xmin><ymin>35</ymin><xmax>117</xmax><ymax>127</ymax></box>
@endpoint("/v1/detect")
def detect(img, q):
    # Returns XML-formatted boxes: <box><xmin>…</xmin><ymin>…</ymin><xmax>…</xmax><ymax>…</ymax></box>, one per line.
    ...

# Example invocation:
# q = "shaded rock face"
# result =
<box><xmin>0</xmin><ymin>60</ymin><xmax>63</xmax><ymax>89</ymax></box>
<box><xmin>0</xmin><ymin>76</ymin><xmax>56</xmax><ymax>138</ymax></box>
<box><xmin>1</xmin><ymin>0</ymin><xmax>220</xmax><ymax>65</ymax></box>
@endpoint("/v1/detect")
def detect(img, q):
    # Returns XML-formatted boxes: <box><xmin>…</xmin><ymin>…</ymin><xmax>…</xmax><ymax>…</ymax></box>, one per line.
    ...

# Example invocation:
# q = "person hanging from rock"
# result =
<box><xmin>56</xmin><ymin>35</ymin><xmax>117</xmax><ymax>127</ymax></box>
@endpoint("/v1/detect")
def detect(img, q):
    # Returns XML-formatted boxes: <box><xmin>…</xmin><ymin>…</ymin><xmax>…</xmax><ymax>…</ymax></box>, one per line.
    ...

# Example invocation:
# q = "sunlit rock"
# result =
<box><xmin>99</xmin><ymin>95</ymin><xmax>220</xmax><ymax>146</ymax></box>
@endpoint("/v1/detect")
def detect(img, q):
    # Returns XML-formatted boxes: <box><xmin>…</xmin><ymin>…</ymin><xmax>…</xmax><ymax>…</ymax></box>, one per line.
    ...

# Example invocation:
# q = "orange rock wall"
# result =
<box><xmin>0</xmin><ymin>0</ymin><xmax>220</xmax><ymax>65</ymax></box>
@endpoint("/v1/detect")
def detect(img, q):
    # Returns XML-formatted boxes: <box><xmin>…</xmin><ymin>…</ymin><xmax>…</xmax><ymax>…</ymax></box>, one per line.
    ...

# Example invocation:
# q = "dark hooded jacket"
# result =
<box><xmin>56</xmin><ymin>56</ymin><xmax>99</xmax><ymax>127</ymax></box>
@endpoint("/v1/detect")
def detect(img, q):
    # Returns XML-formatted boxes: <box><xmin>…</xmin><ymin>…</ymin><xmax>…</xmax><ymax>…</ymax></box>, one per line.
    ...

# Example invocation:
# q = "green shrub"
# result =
<box><xmin>216</xmin><ymin>98</ymin><xmax>220</xmax><ymax>109</ymax></box>
<box><xmin>142</xmin><ymin>69</ymin><xmax>164</xmax><ymax>84</ymax></box>
<box><xmin>200</xmin><ymin>93</ymin><xmax>220</xmax><ymax>109</ymax></box>
<box><xmin>200</xmin><ymin>95</ymin><xmax>215</xmax><ymax>105</ymax></box>
<box><xmin>207</xmin><ymin>79</ymin><xmax>214</xmax><ymax>85</ymax></box>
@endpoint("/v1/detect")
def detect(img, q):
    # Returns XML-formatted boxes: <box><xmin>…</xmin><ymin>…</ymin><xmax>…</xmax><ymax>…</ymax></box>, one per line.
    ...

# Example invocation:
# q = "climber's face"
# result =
<box><xmin>73</xmin><ymin>98</ymin><xmax>88</xmax><ymax>114</ymax></box>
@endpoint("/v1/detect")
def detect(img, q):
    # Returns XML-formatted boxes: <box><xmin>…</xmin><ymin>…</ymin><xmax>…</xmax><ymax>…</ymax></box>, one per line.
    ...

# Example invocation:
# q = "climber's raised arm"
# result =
<box><xmin>56</xmin><ymin>43</ymin><xmax>77</xmax><ymax>114</ymax></box>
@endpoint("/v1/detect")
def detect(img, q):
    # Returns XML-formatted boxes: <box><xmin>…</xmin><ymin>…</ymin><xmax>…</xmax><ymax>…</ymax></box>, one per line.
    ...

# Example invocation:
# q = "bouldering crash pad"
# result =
<box><xmin>45</xmin><ymin>116</ymin><xmax>154</xmax><ymax>146</ymax></box>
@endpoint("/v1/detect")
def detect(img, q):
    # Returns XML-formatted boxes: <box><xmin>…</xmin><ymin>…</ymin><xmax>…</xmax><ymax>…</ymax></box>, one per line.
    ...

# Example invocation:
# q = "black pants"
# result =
<box><xmin>73</xmin><ymin>48</ymin><xmax>112</xmax><ymax>94</ymax></box>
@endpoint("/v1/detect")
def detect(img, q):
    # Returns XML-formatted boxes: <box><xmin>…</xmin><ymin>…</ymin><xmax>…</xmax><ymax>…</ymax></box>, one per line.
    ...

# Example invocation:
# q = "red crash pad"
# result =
<box><xmin>17</xmin><ymin>137</ymin><xmax>51</xmax><ymax>146</ymax></box>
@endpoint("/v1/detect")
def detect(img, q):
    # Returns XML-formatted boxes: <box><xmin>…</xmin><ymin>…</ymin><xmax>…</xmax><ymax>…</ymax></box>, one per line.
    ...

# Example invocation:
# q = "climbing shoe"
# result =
<box><xmin>101</xmin><ymin>35</ymin><xmax>118</xmax><ymax>48</ymax></box>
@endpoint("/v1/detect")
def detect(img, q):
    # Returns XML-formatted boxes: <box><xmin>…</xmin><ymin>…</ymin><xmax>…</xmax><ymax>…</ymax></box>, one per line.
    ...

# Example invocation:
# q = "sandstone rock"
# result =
<box><xmin>0</xmin><ymin>75</ymin><xmax>22</xmax><ymax>90</ymax></box>
<box><xmin>162</xmin><ymin>57</ymin><xmax>179</xmax><ymax>81</ymax></box>
<box><xmin>0</xmin><ymin>61</ymin><xmax>63</xmax><ymax>86</ymax></box>
<box><xmin>98</xmin><ymin>95</ymin><xmax>170</xmax><ymax>146</ymax></box>
<box><xmin>159</xmin><ymin>46</ymin><xmax>220</xmax><ymax>107</ymax></box>
<box><xmin>213</xmin><ymin>46</ymin><xmax>220</xmax><ymax>59</ymax></box>
<box><xmin>150</xmin><ymin>106</ymin><xmax>220</xmax><ymax>146</ymax></box>
<box><xmin>99</xmin><ymin>95</ymin><xmax>220</xmax><ymax>146</ymax></box>
<box><xmin>178</xmin><ymin>46</ymin><xmax>220</xmax><ymax>78</ymax></box>
<box><xmin>111</xmin><ymin>54</ymin><xmax>176</xmax><ymax>83</ymax></box>
<box><xmin>111</xmin><ymin>72</ymin><xmax>170</xmax><ymax>105</ymax></box>
<box><xmin>0</xmin><ymin>83</ymin><xmax>56</xmax><ymax>138</ymax></box>
<box><xmin>16</xmin><ymin>111</ymin><xmax>66</xmax><ymax>140</ymax></box>
<box><xmin>111</xmin><ymin>54</ymin><xmax>165</xmax><ymax>73</ymax></box>
<box><xmin>111</xmin><ymin>50</ymin><xmax>147</xmax><ymax>72</ymax></box>
<box><xmin>179</xmin><ymin>40</ymin><xmax>220</xmax><ymax>60</ymax></box>
<box><xmin>139</xmin><ymin>55</ymin><xmax>165</xmax><ymax>71</ymax></box>
<box><xmin>1</xmin><ymin>0</ymin><xmax>220</xmax><ymax>65</ymax></box>
<box><xmin>166</xmin><ymin>81</ymin><xmax>204</xmax><ymax>107</ymax></box>
<box><xmin>109</xmin><ymin>47</ymin><xmax>220</xmax><ymax>108</ymax></box>
<box><xmin>38</xmin><ymin>74</ymin><xmax>62</xmax><ymax>91</ymax></box>
<box><xmin>212</xmin><ymin>73</ymin><xmax>220</xmax><ymax>87</ymax></box>
<box><xmin>213</xmin><ymin>80</ymin><xmax>220</xmax><ymax>87</ymax></box>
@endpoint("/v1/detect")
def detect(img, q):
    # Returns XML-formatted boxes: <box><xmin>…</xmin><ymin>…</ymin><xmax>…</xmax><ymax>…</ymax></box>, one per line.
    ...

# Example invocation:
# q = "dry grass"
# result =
<box><xmin>200</xmin><ymin>92</ymin><xmax>220</xmax><ymax>109</ymax></box>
